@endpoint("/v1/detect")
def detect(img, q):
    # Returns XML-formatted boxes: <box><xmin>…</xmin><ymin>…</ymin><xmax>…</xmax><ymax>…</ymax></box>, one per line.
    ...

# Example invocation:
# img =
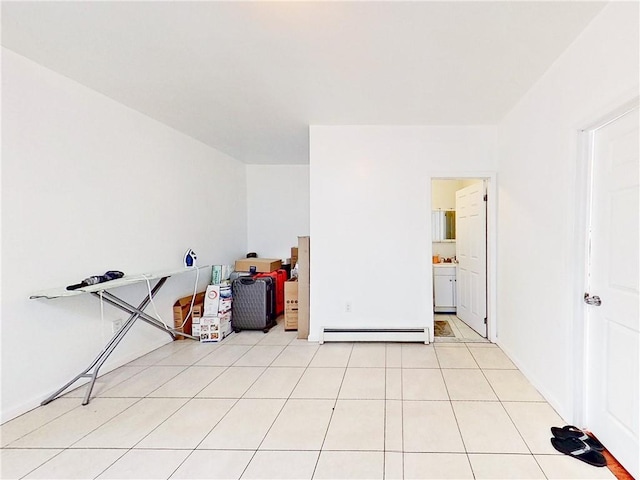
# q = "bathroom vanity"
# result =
<box><xmin>433</xmin><ymin>264</ymin><xmax>457</xmax><ymax>313</ymax></box>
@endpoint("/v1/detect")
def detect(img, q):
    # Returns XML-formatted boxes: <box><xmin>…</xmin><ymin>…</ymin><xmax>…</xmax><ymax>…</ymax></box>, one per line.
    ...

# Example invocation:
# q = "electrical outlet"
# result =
<box><xmin>345</xmin><ymin>302</ymin><xmax>352</xmax><ymax>313</ymax></box>
<box><xmin>112</xmin><ymin>319</ymin><xmax>123</xmax><ymax>333</ymax></box>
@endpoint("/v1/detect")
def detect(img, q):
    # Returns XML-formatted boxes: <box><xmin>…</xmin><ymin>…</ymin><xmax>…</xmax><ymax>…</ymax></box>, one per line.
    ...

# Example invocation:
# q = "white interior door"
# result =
<box><xmin>585</xmin><ymin>106</ymin><xmax>639</xmax><ymax>478</ymax></box>
<box><xmin>455</xmin><ymin>182</ymin><xmax>487</xmax><ymax>336</ymax></box>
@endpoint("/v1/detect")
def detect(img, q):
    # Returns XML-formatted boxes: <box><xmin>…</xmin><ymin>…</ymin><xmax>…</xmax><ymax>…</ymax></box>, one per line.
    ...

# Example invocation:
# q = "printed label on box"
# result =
<box><xmin>199</xmin><ymin>315</ymin><xmax>232</xmax><ymax>343</ymax></box>
<box><xmin>211</xmin><ymin>265</ymin><xmax>222</xmax><ymax>285</ymax></box>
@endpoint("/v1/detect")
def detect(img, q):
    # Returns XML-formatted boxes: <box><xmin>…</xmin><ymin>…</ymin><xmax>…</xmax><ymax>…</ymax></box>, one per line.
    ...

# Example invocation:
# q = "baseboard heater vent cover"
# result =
<box><xmin>319</xmin><ymin>327</ymin><xmax>430</xmax><ymax>344</ymax></box>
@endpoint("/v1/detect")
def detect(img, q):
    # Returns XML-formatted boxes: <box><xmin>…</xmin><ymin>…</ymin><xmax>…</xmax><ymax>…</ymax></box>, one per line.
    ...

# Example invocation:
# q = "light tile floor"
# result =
<box><xmin>1</xmin><ymin>319</ymin><xmax>617</xmax><ymax>480</ymax></box>
<box><xmin>434</xmin><ymin>314</ymin><xmax>489</xmax><ymax>343</ymax></box>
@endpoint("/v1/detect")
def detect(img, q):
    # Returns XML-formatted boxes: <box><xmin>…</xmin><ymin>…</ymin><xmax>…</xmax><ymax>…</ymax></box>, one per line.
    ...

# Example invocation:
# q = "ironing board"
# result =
<box><xmin>30</xmin><ymin>265</ymin><xmax>209</xmax><ymax>406</ymax></box>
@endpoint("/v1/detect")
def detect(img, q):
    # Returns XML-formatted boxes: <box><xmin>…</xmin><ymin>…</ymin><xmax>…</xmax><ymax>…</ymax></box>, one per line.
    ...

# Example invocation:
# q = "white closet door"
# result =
<box><xmin>455</xmin><ymin>183</ymin><xmax>486</xmax><ymax>336</ymax></box>
<box><xmin>585</xmin><ymin>106</ymin><xmax>639</xmax><ymax>478</ymax></box>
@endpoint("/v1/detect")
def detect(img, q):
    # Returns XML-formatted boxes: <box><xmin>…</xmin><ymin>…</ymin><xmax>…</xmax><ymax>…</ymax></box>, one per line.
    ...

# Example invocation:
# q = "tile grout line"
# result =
<box><xmin>239</xmin><ymin>333</ymin><xmax>323</xmax><ymax>478</ymax></box>
<box><xmin>64</xmin><ymin>362</ymin><xmax>157</xmax><ymax>401</ymax></box>
<box><xmin>6</xmin><ymin>332</ymin><xmax>574</xmax><ymax>480</ymax></box>
<box><xmin>5</xmin><ymin>343</ymin><xmax>196</xmax><ymax>477</ymax></box>
<box><xmin>469</xmin><ymin>345</ymin><xmax>548</xmax><ymax>478</ymax></box>
<box><xmin>16</xmin><ymin>396</ymin><xmax>149</xmax><ymax>480</ymax></box>
<box><xmin>310</xmin><ymin>342</ymin><xmax>354</xmax><ymax>479</ymax></box>
<box><xmin>236</xmin><ymin>336</ymin><xmax>301</xmax><ymax>479</ymax></box>
<box><xmin>433</xmin><ymin>343</ymin><xmax>476</xmax><ymax>478</ymax></box>
<box><xmin>497</xmin><ymin>396</ymin><xmax>550</xmax><ymax>479</ymax></box>
<box><xmin>8</xmin><ymin>335</ymin><xmax>244</xmax><ymax>479</ymax></box>
<box><xmin>383</xmin><ymin>344</ymin><xmax>387</xmax><ymax>479</ymax></box>
<box><xmin>163</xmin><ymin>328</ymin><xmax>293</xmax><ymax>479</ymax></box>
<box><xmin>400</xmin><ymin>344</ymin><xmax>405</xmax><ymax>480</ymax></box>
<box><xmin>87</xmin><ymin>448</ymin><xmax>131</xmax><ymax>480</ymax></box>
<box><xmin>112</xmin><ymin>361</ymin><xmax>197</xmax><ymax>462</ymax></box>
<box><xmin>114</xmin><ymin>343</ymin><xmax>242</xmax><ymax>456</ymax></box>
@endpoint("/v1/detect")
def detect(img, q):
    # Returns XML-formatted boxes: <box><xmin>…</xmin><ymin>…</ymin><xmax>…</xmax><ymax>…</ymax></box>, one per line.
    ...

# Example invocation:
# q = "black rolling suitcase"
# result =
<box><xmin>231</xmin><ymin>276</ymin><xmax>276</xmax><ymax>333</ymax></box>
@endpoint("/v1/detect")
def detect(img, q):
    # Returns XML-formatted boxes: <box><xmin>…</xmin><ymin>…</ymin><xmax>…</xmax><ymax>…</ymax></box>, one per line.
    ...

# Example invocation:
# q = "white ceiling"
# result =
<box><xmin>2</xmin><ymin>1</ymin><xmax>606</xmax><ymax>165</ymax></box>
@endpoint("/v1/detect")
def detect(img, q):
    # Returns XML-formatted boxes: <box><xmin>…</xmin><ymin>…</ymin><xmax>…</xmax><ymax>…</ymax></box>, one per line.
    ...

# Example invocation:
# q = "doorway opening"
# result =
<box><xmin>430</xmin><ymin>176</ymin><xmax>495</xmax><ymax>343</ymax></box>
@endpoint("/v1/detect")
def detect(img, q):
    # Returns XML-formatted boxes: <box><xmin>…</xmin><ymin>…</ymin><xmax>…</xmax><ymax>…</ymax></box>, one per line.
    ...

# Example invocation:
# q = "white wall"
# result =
<box><xmin>432</xmin><ymin>242</ymin><xmax>456</xmax><ymax>260</ymax></box>
<box><xmin>309</xmin><ymin>126</ymin><xmax>496</xmax><ymax>341</ymax></box>
<box><xmin>246</xmin><ymin>165</ymin><xmax>309</xmax><ymax>260</ymax></box>
<box><xmin>1</xmin><ymin>49</ymin><xmax>248</xmax><ymax>421</ymax></box>
<box><xmin>496</xmin><ymin>2</ymin><xmax>639</xmax><ymax>421</ymax></box>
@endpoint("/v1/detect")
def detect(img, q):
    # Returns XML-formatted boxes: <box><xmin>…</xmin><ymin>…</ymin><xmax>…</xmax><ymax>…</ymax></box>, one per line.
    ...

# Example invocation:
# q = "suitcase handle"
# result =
<box><xmin>239</xmin><ymin>277</ymin><xmax>256</xmax><ymax>285</ymax></box>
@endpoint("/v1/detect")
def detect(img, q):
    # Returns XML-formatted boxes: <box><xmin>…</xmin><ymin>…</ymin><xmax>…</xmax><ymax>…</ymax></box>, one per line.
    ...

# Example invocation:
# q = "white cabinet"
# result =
<box><xmin>433</xmin><ymin>265</ymin><xmax>456</xmax><ymax>313</ymax></box>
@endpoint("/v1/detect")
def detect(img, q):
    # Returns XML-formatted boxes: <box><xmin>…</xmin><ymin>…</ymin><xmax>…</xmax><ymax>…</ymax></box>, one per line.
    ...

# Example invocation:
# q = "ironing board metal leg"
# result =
<box><xmin>40</xmin><ymin>310</ymin><xmax>137</xmax><ymax>406</ymax></box>
<box><xmin>41</xmin><ymin>278</ymin><xmax>167</xmax><ymax>406</ymax></box>
<box><xmin>41</xmin><ymin>371</ymin><xmax>91</xmax><ymax>406</ymax></box>
<box><xmin>98</xmin><ymin>289</ymin><xmax>197</xmax><ymax>340</ymax></box>
<box><xmin>99</xmin><ymin>291</ymin><xmax>176</xmax><ymax>339</ymax></box>
<box><xmin>80</xmin><ymin>313</ymin><xmax>140</xmax><ymax>405</ymax></box>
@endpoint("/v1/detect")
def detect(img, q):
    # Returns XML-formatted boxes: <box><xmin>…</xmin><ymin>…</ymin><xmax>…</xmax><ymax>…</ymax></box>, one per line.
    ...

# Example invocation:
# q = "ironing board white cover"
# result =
<box><xmin>30</xmin><ymin>266</ymin><xmax>209</xmax><ymax>299</ymax></box>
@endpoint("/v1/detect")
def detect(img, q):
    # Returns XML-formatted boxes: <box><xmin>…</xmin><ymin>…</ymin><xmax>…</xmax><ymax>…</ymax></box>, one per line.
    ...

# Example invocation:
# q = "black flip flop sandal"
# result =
<box><xmin>550</xmin><ymin>437</ymin><xmax>607</xmax><ymax>467</ymax></box>
<box><xmin>551</xmin><ymin>425</ymin><xmax>605</xmax><ymax>451</ymax></box>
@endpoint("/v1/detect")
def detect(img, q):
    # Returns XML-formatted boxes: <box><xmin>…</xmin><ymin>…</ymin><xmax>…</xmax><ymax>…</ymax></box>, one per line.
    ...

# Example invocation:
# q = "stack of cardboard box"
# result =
<box><xmin>172</xmin><ymin>292</ymin><xmax>205</xmax><ymax>340</ymax></box>
<box><xmin>199</xmin><ymin>280</ymin><xmax>233</xmax><ymax>343</ymax></box>
<box><xmin>284</xmin><ymin>279</ymin><xmax>298</xmax><ymax>331</ymax></box>
<box><xmin>281</xmin><ymin>238</ymin><xmax>310</xmax><ymax>334</ymax></box>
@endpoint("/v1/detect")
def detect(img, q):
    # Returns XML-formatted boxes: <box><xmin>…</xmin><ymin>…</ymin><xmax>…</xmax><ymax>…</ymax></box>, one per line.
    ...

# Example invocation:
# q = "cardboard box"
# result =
<box><xmin>173</xmin><ymin>292</ymin><xmax>205</xmax><ymax>340</ymax></box>
<box><xmin>175</xmin><ymin>303</ymin><xmax>203</xmax><ymax>339</ymax></box>
<box><xmin>291</xmin><ymin>247</ymin><xmax>298</xmax><ymax>268</ymax></box>
<box><xmin>211</xmin><ymin>265</ymin><xmax>223</xmax><ymax>285</ymax></box>
<box><xmin>297</xmin><ymin>236</ymin><xmax>310</xmax><ymax>339</ymax></box>
<box><xmin>219</xmin><ymin>288</ymin><xmax>233</xmax><ymax>326</ymax></box>
<box><xmin>204</xmin><ymin>285</ymin><xmax>220</xmax><ymax>316</ymax></box>
<box><xmin>199</xmin><ymin>314</ymin><xmax>232</xmax><ymax>343</ymax></box>
<box><xmin>234</xmin><ymin>258</ymin><xmax>282</xmax><ymax>273</ymax></box>
<box><xmin>191</xmin><ymin>321</ymin><xmax>201</xmax><ymax>337</ymax></box>
<box><xmin>211</xmin><ymin>265</ymin><xmax>234</xmax><ymax>285</ymax></box>
<box><xmin>219</xmin><ymin>298</ymin><xmax>232</xmax><ymax>314</ymax></box>
<box><xmin>284</xmin><ymin>280</ymin><xmax>299</xmax><ymax>330</ymax></box>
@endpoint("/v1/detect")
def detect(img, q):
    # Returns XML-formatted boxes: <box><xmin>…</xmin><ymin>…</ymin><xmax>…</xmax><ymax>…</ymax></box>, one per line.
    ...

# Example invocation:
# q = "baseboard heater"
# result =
<box><xmin>319</xmin><ymin>327</ymin><xmax>430</xmax><ymax>344</ymax></box>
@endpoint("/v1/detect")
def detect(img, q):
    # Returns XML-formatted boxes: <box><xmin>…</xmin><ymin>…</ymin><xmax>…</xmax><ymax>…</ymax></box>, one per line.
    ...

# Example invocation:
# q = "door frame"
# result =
<box><xmin>571</xmin><ymin>97</ymin><xmax>639</xmax><ymax>426</ymax></box>
<box><xmin>429</xmin><ymin>172</ymin><xmax>497</xmax><ymax>342</ymax></box>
